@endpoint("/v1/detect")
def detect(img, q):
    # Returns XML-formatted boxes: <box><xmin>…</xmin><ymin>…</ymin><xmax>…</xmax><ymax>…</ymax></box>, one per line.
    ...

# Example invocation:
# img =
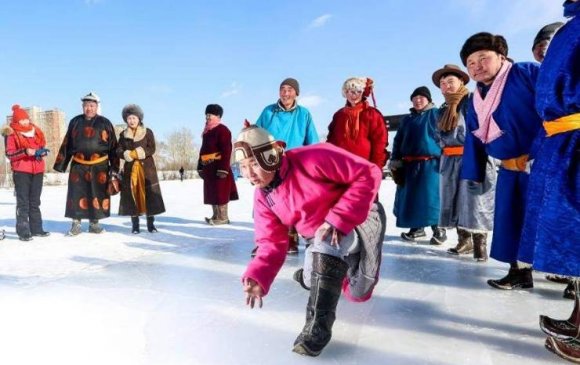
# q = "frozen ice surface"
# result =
<box><xmin>0</xmin><ymin>179</ymin><xmax>570</xmax><ymax>364</ymax></box>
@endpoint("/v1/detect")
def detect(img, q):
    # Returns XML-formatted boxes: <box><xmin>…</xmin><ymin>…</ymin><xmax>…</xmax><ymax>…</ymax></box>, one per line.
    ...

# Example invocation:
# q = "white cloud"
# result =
<box><xmin>308</xmin><ymin>14</ymin><xmax>332</xmax><ymax>29</ymax></box>
<box><xmin>220</xmin><ymin>82</ymin><xmax>241</xmax><ymax>98</ymax></box>
<box><xmin>299</xmin><ymin>94</ymin><xmax>324</xmax><ymax>108</ymax></box>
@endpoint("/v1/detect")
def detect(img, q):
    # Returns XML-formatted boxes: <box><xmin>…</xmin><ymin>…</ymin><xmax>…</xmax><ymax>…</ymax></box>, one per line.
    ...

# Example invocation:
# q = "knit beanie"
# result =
<box><xmin>460</xmin><ymin>32</ymin><xmax>508</xmax><ymax>66</ymax></box>
<box><xmin>280</xmin><ymin>78</ymin><xmax>300</xmax><ymax>96</ymax></box>
<box><xmin>11</xmin><ymin>105</ymin><xmax>30</xmax><ymax>124</ymax></box>
<box><xmin>205</xmin><ymin>104</ymin><xmax>223</xmax><ymax>118</ymax></box>
<box><xmin>410</xmin><ymin>86</ymin><xmax>432</xmax><ymax>103</ymax></box>
<box><xmin>532</xmin><ymin>22</ymin><xmax>564</xmax><ymax>50</ymax></box>
<box><xmin>122</xmin><ymin>104</ymin><xmax>144</xmax><ymax>123</ymax></box>
<box><xmin>233</xmin><ymin>125</ymin><xmax>284</xmax><ymax>172</ymax></box>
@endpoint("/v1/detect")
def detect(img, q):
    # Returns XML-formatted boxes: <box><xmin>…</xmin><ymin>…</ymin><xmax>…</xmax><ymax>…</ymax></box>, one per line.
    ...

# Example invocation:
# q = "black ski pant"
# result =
<box><xmin>13</xmin><ymin>172</ymin><xmax>44</xmax><ymax>237</ymax></box>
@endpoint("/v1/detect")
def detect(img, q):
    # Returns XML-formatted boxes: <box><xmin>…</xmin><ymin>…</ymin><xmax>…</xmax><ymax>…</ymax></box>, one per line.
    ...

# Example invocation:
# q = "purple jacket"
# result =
<box><xmin>243</xmin><ymin>143</ymin><xmax>382</xmax><ymax>295</ymax></box>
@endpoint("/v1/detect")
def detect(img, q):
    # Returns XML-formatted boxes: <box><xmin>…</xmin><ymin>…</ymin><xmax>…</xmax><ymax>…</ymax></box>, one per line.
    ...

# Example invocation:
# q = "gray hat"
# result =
<box><xmin>122</xmin><ymin>104</ymin><xmax>144</xmax><ymax>123</ymax></box>
<box><xmin>280</xmin><ymin>78</ymin><xmax>300</xmax><ymax>96</ymax></box>
<box><xmin>81</xmin><ymin>92</ymin><xmax>100</xmax><ymax>103</ymax></box>
<box><xmin>432</xmin><ymin>64</ymin><xmax>470</xmax><ymax>87</ymax></box>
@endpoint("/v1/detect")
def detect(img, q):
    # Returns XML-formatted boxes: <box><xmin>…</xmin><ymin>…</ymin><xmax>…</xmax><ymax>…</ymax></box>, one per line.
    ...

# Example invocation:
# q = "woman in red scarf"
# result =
<box><xmin>326</xmin><ymin>77</ymin><xmax>388</xmax><ymax>169</ymax></box>
<box><xmin>2</xmin><ymin>105</ymin><xmax>49</xmax><ymax>240</ymax></box>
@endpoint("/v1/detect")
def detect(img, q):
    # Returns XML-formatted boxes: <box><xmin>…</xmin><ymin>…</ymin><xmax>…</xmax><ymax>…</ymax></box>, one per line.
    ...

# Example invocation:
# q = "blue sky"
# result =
<box><xmin>0</xmin><ymin>0</ymin><xmax>566</xmax><ymax>143</ymax></box>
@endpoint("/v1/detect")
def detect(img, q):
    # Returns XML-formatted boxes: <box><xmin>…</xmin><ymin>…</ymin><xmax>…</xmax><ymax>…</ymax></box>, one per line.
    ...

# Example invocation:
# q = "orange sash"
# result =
<box><xmin>543</xmin><ymin>113</ymin><xmax>580</xmax><ymax>137</ymax></box>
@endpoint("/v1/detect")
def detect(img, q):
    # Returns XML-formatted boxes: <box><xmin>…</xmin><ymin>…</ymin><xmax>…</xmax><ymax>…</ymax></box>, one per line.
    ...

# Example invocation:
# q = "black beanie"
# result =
<box><xmin>532</xmin><ymin>22</ymin><xmax>564</xmax><ymax>50</ymax></box>
<box><xmin>410</xmin><ymin>86</ymin><xmax>432</xmax><ymax>103</ymax></box>
<box><xmin>460</xmin><ymin>32</ymin><xmax>508</xmax><ymax>66</ymax></box>
<box><xmin>205</xmin><ymin>104</ymin><xmax>223</xmax><ymax>118</ymax></box>
<box><xmin>280</xmin><ymin>78</ymin><xmax>300</xmax><ymax>96</ymax></box>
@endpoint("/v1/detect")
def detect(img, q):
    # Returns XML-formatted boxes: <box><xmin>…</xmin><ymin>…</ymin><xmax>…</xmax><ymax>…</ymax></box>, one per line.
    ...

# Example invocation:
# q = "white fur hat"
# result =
<box><xmin>81</xmin><ymin>92</ymin><xmax>100</xmax><ymax>103</ymax></box>
<box><xmin>342</xmin><ymin>77</ymin><xmax>368</xmax><ymax>98</ymax></box>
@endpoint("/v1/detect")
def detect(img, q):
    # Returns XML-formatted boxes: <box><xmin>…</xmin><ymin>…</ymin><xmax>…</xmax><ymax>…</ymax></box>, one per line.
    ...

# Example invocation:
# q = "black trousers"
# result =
<box><xmin>13</xmin><ymin>172</ymin><xmax>44</xmax><ymax>237</ymax></box>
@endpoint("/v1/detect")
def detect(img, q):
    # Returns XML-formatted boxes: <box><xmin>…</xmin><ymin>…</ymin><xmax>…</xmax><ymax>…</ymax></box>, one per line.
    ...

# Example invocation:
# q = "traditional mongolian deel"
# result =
<box><xmin>53</xmin><ymin>114</ymin><xmax>119</xmax><ymax>220</ymax></box>
<box><xmin>255</xmin><ymin>102</ymin><xmax>319</xmax><ymax>150</ymax></box>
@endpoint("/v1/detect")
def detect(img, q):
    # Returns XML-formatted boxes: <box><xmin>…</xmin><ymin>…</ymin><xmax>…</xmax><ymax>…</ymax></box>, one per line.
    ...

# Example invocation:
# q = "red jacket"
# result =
<box><xmin>3</xmin><ymin>127</ymin><xmax>45</xmax><ymax>174</ymax></box>
<box><xmin>327</xmin><ymin>102</ymin><xmax>388</xmax><ymax>168</ymax></box>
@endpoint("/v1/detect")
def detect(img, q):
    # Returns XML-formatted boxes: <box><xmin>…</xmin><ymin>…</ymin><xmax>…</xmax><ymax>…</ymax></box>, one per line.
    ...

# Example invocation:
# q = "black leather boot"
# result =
<box><xmin>131</xmin><ymin>216</ymin><xmax>140</xmax><ymax>234</ymax></box>
<box><xmin>429</xmin><ymin>226</ymin><xmax>447</xmax><ymax>245</ymax></box>
<box><xmin>147</xmin><ymin>216</ymin><xmax>157</xmax><ymax>233</ymax></box>
<box><xmin>487</xmin><ymin>263</ymin><xmax>533</xmax><ymax>290</ymax></box>
<box><xmin>292</xmin><ymin>253</ymin><xmax>348</xmax><ymax>357</ymax></box>
<box><xmin>473</xmin><ymin>233</ymin><xmax>488</xmax><ymax>262</ymax></box>
<box><xmin>447</xmin><ymin>228</ymin><xmax>473</xmax><ymax>255</ymax></box>
<box><xmin>400</xmin><ymin>228</ymin><xmax>426</xmax><ymax>242</ymax></box>
<box><xmin>540</xmin><ymin>280</ymin><xmax>580</xmax><ymax>341</ymax></box>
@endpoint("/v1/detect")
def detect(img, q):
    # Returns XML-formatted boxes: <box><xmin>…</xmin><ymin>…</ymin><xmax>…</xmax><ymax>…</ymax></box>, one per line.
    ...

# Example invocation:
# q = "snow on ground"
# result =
<box><xmin>0</xmin><ymin>178</ymin><xmax>571</xmax><ymax>365</ymax></box>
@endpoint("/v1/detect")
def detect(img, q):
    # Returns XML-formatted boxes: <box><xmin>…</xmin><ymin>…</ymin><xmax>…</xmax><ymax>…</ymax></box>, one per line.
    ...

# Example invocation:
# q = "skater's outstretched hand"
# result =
<box><xmin>315</xmin><ymin>222</ymin><xmax>343</xmax><ymax>248</ymax></box>
<box><xmin>243</xmin><ymin>277</ymin><xmax>263</xmax><ymax>309</ymax></box>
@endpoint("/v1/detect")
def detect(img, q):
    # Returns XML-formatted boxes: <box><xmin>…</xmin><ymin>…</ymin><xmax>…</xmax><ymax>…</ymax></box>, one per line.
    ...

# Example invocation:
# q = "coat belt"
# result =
<box><xmin>442</xmin><ymin>146</ymin><xmax>464</xmax><ymax>156</ymax></box>
<box><xmin>72</xmin><ymin>155</ymin><xmax>108</xmax><ymax>165</ymax></box>
<box><xmin>501</xmin><ymin>154</ymin><xmax>528</xmax><ymax>172</ymax></box>
<box><xmin>543</xmin><ymin>113</ymin><xmax>580</xmax><ymax>137</ymax></box>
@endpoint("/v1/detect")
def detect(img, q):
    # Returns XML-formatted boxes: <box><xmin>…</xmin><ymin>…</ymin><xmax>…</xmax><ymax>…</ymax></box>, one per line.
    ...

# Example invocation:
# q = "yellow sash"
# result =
<box><xmin>72</xmin><ymin>155</ymin><xmax>108</xmax><ymax>165</ymax></box>
<box><xmin>543</xmin><ymin>113</ymin><xmax>580</xmax><ymax>137</ymax></box>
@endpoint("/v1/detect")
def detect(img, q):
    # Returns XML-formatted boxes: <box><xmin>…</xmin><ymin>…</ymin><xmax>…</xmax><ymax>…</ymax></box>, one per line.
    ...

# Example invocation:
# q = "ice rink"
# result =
<box><xmin>0</xmin><ymin>179</ymin><xmax>570</xmax><ymax>365</ymax></box>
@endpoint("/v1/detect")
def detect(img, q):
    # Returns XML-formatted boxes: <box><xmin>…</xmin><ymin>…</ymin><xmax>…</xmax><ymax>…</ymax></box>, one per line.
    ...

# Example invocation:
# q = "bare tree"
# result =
<box><xmin>160</xmin><ymin>127</ymin><xmax>198</xmax><ymax>170</ymax></box>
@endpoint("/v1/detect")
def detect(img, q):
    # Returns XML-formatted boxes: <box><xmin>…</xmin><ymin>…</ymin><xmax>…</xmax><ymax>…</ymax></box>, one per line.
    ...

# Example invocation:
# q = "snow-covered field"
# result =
<box><xmin>0</xmin><ymin>178</ymin><xmax>570</xmax><ymax>365</ymax></box>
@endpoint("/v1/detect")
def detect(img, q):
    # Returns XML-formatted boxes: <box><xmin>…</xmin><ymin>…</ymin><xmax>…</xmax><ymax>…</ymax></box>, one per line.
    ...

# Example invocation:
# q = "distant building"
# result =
<box><xmin>3</xmin><ymin>106</ymin><xmax>66</xmax><ymax>172</ymax></box>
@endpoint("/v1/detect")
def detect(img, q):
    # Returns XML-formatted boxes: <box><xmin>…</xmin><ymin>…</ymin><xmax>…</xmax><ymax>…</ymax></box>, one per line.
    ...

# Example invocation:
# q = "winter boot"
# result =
<box><xmin>487</xmin><ymin>263</ymin><xmax>533</xmax><ymax>290</ymax></box>
<box><xmin>540</xmin><ymin>281</ymin><xmax>580</xmax><ymax>341</ymax></box>
<box><xmin>565</xmin><ymin>282</ymin><xmax>576</xmax><ymax>300</ymax></box>
<box><xmin>292</xmin><ymin>253</ymin><xmax>348</xmax><ymax>357</ymax></box>
<box><xmin>209</xmin><ymin>205</ymin><xmax>230</xmax><ymax>225</ymax></box>
<box><xmin>545</xmin><ymin>336</ymin><xmax>580</xmax><ymax>364</ymax></box>
<box><xmin>288</xmin><ymin>227</ymin><xmax>299</xmax><ymax>255</ymax></box>
<box><xmin>67</xmin><ymin>219</ymin><xmax>82</xmax><ymax>236</ymax></box>
<box><xmin>429</xmin><ymin>226</ymin><xmax>447</xmax><ymax>245</ymax></box>
<box><xmin>473</xmin><ymin>233</ymin><xmax>488</xmax><ymax>262</ymax></box>
<box><xmin>400</xmin><ymin>228</ymin><xmax>426</xmax><ymax>242</ymax></box>
<box><xmin>147</xmin><ymin>216</ymin><xmax>157</xmax><ymax>233</ymax></box>
<box><xmin>204</xmin><ymin>205</ymin><xmax>218</xmax><ymax>224</ymax></box>
<box><xmin>131</xmin><ymin>216</ymin><xmax>140</xmax><ymax>234</ymax></box>
<box><xmin>88</xmin><ymin>219</ymin><xmax>104</xmax><ymax>234</ymax></box>
<box><xmin>293</xmin><ymin>269</ymin><xmax>310</xmax><ymax>291</ymax></box>
<box><xmin>447</xmin><ymin>228</ymin><xmax>473</xmax><ymax>255</ymax></box>
<box><xmin>546</xmin><ymin>275</ymin><xmax>571</xmax><ymax>284</ymax></box>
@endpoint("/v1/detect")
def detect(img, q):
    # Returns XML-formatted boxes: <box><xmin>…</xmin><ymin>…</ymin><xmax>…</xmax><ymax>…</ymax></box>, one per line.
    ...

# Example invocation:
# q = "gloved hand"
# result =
<box><xmin>34</xmin><ymin>148</ymin><xmax>50</xmax><ymax>160</ymax></box>
<box><xmin>466</xmin><ymin>180</ymin><xmax>482</xmax><ymax>195</ymax></box>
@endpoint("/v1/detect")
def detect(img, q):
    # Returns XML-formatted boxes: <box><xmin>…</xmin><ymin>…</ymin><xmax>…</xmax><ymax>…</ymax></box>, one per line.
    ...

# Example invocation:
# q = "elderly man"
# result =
<box><xmin>54</xmin><ymin>92</ymin><xmax>119</xmax><ymax>235</ymax></box>
<box><xmin>431</xmin><ymin>64</ymin><xmax>495</xmax><ymax>261</ymax></box>
<box><xmin>253</xmin><ymin>77</ymin><xmax>319</xmax><ymax>255</ymax></box>
<box><xmin>460</xmin><ymin>33</ymin><xmax>543</xmax><ymax>290</ymax></box>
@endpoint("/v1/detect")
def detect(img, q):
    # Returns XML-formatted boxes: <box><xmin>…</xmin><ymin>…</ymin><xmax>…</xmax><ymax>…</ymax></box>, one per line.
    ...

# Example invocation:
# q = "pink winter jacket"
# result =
<box><xmin>243</xmin><ymin>143</ymin><xmax>382</xmax><ymax>295</ymax></box>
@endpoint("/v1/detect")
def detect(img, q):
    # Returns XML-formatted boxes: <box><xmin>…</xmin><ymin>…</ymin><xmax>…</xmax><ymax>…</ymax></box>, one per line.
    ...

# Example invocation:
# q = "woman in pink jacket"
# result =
<box><xmin>234</xmin><ymin>125</ymin><xmax>385</xmax><ymax>357</ymax></box>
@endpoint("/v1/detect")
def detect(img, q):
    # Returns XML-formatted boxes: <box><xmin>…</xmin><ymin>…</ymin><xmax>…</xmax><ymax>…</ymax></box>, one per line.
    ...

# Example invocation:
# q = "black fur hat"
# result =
<box><xmin>460</xmin><ymin>32</ymin><xmax>509</xmax><ymax>66</ymax></box>
<box><xmin>205</xmin><ymin>104</ymin><xmax>223</xmax><ymax>118</ymax></box>
<box><xmin>122</xmin><ymin>104</ymin><xmax>144</xmax><ymax>123</ymax></box>
<box><xmin>410</xmin><ymin>86</ymin><xmax>432</xmax><ymax>103</ymax></box>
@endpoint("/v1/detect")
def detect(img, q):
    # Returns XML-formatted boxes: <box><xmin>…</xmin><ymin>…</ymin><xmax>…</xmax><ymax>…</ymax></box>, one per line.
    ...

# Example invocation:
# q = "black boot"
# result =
<box><xmin>292</xmin><ymin>253</ymin><xmax>347</xmax><ymax>357</ymax></box>
<box><xmin>147</xmin><ymin>216</ymin><xmax>157</xmax><ymax>233</ymax></box>
<box><xmin>131</xmin><ymin>216</ymin><xmax>140</xmax><ymax>234</ymax></box>
<box><xmin>293</xmin><ymin>269</ymin><xmax>310</xmax><ymax>291</ymax></box>
<box><xmin>487</xmin><ymin>263</ymin><xmax>533</xmax><ymax>290</ymax></box>
<box><xmin>473</xmin><ymin>233</ymin><xmax>488</xmax><ymax>262</ymax></box>
<box><xmin>447</xmin><ymin>228</ymin><xmax>473</xmax><ymax>255</ymax></box>
<box><xmin>429</xmin><ymin>226</ymin><xmax>447</xmax><ymax>245</ymax></box>
<box><xmin>400</xmin><ymin>228</ymin><xmax>426</xmax><ymax>242</ymax></box>
<box><xmin>540</xmin><ymin>280</ymin><xmax>580</xmax><ymax>341</ymax></box>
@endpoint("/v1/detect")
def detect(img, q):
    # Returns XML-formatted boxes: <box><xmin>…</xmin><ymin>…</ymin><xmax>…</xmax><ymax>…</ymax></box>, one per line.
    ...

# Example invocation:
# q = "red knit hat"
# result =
<box><xmin>11</xmin><ymin>105</ymin><xmax>30</xmax><ymax>124</ymax></box>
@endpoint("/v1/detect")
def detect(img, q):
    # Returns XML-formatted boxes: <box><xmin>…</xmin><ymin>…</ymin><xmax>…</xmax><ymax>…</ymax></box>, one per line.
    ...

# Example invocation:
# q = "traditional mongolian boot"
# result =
<box><xmin>447</xmin><ymin>228</ymin><xmax>473</xmax><ymax>255</ymax></box>
<box><xmin>67</xmin><ymin>219</ymin><xmax>82</xmax><ymax>236</ymax></box>
<box><xmin>147</xmin><ymin>216</ymin><xmax>158</xmax><ymax>233</ymax></box>
<box><xmin>209</xmin><ymin>205</ymin><xmax>230</xmax><ymax>225</ymax></box>
<box><xmin>546</xmin><ymin>275</ymin><xmax>571</xmax><ymax>284</ymax></box>
<box><xmin>131</xmin><ymin>216</ymin><xmax>140</xmax><ymax>234</ymax></box>
<box><xmin>204</xmin><ymin>205</ymin><xmax>218</xmax><ymax>223</ymax></box>
<box><xmin>545</xmin><ymin>336</ymin><xmax>580</xmax><ymax>364</ymax></box>
<box><xmin>473</xmin><ymin>233</ymin><xmax>488</xmax><ymax>262</ymax></box>
<box><xmin>288</xmin><ymin>227</ymin><xmax>299</xmax><ymax>255</ymax></box>
<box><xmin>429</xmin><ymin>226</ymin><xmax>447</xmax><ymax>245</ymax></box>
<box><xmin>293</xmin><ymin>253</ymin><xmax>348</xmax><ymax>357</ymax></box>
<box><xmin>400</xmin><ymin>228</ymin><xmax>426</xmax><ymax>242</ymax></box>
<box><xmin>89</xmin><ymin>219</ymin><xmax>104</xmax><ymax>234</ymax></box>
<box><xmin>540</xmin><ymin>280</ymin><xmax>580</xmax><ymax>341</ymax></box>
<box><xmin>487</xmin><ymin>263</ymin><xmax>533</xmax><ymax>290</ymax></box>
